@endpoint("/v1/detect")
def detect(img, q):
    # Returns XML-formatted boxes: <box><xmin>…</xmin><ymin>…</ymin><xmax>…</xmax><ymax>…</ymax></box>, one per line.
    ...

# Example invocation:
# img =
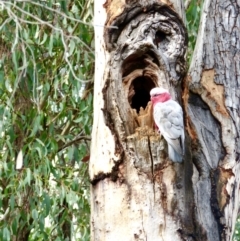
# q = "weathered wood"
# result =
<box><xmin>90</xmin><ymin>0</ymin><xmax>240</xmax><ymax>240</ymax></box>
<box><xmin>91</xmin><ymin>0</ymin><xmax>187</xmax><ymax>180</ymax></box>
<box><xmin>186</xmin><ymin>0</ymin><xmax>240</xmax><ymax>240</ymax></box>
<box><xmin>90</xmin><ymin>0</ymin><xmax>193</xmax><ymax>240</ymax></box>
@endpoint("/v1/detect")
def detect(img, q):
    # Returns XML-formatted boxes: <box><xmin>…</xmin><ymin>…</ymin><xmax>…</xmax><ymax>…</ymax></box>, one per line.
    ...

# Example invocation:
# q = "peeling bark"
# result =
<box><xmin>186</xmin><ymin>0</ymin><xmax>240</xmax><ymax>240</ymax></box>
<box><xmin>90</xmin><ymin>0</ymin><xmax>240</xmax><ymax>240</ymax></box>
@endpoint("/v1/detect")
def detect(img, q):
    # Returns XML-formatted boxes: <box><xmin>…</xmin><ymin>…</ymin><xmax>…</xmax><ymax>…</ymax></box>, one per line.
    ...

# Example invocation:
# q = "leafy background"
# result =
<box><xmin>0</xmin><ymin>0</ymin><xmax>93</xmax><ymax>240</ymax></box>
<box><xmin>0</xmin><ymin>0</ymin><xmax>239</xmax><ymax>240</ymax></box>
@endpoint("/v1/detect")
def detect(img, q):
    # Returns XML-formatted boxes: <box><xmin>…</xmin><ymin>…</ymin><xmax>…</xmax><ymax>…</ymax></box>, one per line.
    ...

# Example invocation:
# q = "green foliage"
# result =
<box><xmin>233</xmin><ymin>218</ymin><xmax>240</xmax><ymax>240</ymax></box>
<box><xmin>186</xmin><ymin>0</ymin><xmax>204</xmax><ymax>64</ymax></box>
<box><xmin>0</xmin><ymin>0</ymin><xmax>93</xmax><ymax>240</ymax></box>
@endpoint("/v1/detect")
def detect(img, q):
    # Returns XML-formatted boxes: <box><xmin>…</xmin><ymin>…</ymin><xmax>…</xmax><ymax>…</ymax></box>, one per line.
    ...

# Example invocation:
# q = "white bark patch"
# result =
<box><xmin>16</xmin><ymin>149</ymin><xmax>23</xmax><ymax>170</ymax></box>
<box><xmin>91</xmin><ymin>157</ymin><xmax>183</xmax><ymax>241</ymax></box>
<box><xmin>90</xmin><ymin>0</ymin><xmax>121</xmax><ymax>180</ymax></box>
<box><xmin>91</xmin><ymin>0</ymin><xmax>192</xmax><ymax>240</ymax></box>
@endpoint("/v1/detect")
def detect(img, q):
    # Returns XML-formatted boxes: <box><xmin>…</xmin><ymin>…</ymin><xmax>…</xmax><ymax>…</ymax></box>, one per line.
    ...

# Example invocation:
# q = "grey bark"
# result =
<box><xmin>187</xmin><ymin>0</ymin><xmax>240</xmax><ymax>240</ymax></box>
<box><xmin>90</xmin><ymin>0</ymin><xmax>240</xmax><ymax>240</ymax></box>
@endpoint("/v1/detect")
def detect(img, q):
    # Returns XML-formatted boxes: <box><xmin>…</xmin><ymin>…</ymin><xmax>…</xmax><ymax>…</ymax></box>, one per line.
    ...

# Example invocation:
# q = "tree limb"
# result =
<box><xmin>58</xmin><ymin>135</ymin><xmax>91</xmax><ymax>152</ymax></box>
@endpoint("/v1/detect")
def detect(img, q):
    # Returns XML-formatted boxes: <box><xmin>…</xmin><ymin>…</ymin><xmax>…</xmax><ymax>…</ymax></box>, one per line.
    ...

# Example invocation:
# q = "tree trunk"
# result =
<box><xmin>90</xmin><ymin>0</ymin><xmax>240</xmax><ymax>240</ymax></box>
<box><xmin>185</xmin><ymin>0</ymin><xmax>240</xmax><ymax>240</ymax></box>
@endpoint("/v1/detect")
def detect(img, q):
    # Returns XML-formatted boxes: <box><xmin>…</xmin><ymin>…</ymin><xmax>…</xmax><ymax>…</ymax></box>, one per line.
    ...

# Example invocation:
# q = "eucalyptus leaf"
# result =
<box><xmin>0</xmin><ymin>0</ymin><xmax>93</xmax><ymax>240</ymax></box>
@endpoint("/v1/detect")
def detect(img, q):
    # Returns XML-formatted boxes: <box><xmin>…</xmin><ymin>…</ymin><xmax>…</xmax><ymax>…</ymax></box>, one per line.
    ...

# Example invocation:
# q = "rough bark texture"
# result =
<box><xmin>90</xmin><ymin>0</ymin><xmax>240</xmax><ymax>240</ymax></box>
<box><xmin>185</xmin><ymin>0</ymin><xmax>240</xmax><ymax>240</ymax></box>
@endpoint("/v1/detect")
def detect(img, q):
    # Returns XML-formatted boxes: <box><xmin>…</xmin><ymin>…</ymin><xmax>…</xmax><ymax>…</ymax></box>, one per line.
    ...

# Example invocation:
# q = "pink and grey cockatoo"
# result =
<box><xmin>150</xmin><ymin>87</ymin><xmax>185</xmax><ymax>162</ymax></box>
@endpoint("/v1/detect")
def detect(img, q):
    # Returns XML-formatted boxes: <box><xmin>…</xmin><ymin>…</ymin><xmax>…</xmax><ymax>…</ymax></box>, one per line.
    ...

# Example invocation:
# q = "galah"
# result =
<box><xmin>150</xmin><ymin>87</ymin><xmax>184</xmax><ymax>162</ymax></box>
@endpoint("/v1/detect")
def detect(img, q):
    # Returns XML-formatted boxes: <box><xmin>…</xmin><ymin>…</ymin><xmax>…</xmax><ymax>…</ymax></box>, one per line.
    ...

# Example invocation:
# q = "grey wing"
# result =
<box><xmin>154</xmin><ymin>103</ymin><xmax>184</xmax><ymax>155</ymax></box>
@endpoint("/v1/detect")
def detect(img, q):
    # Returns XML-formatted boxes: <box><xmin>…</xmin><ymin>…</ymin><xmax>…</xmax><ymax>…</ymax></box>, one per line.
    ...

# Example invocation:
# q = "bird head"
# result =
<box><xmin>150</xmin><ymin>87</ymin><xmax>171</xmax><ymax>106</ymax></box>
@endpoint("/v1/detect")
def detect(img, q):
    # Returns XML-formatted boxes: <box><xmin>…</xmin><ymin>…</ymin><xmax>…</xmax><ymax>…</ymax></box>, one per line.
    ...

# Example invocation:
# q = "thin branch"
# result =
<box><xmin>6</xmin><ymin>5</ymin><xmax>21</xmax><ymax>53</ymax></box>
<box><xmin>22</xmin><ymin>38</ymin><xmax>39</xmax><ymax>110</ymax></box>
<box><xmin>5</xmin><ymin>1</ymin><xmax>94</xmax><ymax>83</ymax></box>
<box><xmin>58</xmin><ymin>135</ymin><xmax>91</xmax><ymax>152</ymax></box>
<box><xmin>10</xmin><ymin>0</ymin><xmax>118</xmax><ymax>29</ymax></box>
<box><xmin>0</xmin><ymin>207</ymin><xmax>10</xmax><ymax>221</ymax></box>
<box><xmin>60</xmin><ymin>120</ymin><xmax>72</xmax><ymax>136</ymax></box>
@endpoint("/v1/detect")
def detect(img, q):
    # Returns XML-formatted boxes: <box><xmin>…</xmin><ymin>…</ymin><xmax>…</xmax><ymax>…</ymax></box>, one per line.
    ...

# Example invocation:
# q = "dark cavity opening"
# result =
<box><xmin>122</xmin><ymin>52</ymin><xmax>159</xmax><ymax>78</ymax></box>
<box><xmin>154</xmin><ymin>30</ymin><xmax>167</xmax><ymax>45</ymax></box>
<box><xmin>129</xmin><ymin>77</ymin><xmax>155</xmax><ymax>113</ymax></box>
